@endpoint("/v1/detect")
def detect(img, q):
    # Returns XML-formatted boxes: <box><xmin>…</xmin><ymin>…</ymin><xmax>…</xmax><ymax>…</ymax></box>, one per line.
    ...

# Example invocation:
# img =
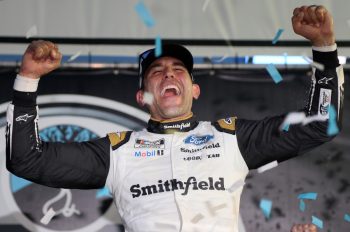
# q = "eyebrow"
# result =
<box><xmin>148</xmin><ymin>61</ymin><xmax>186</xmax><ymax>71</ymax></box>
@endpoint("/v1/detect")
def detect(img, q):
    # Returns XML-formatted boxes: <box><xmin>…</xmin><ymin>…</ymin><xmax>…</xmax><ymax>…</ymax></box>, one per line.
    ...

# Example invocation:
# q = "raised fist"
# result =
<box><xmin>292</xmin><ymin>5</ymin><xmax>335</xmax><ymax>47</ymax></box>
<box><xmin>19</xmin><ymin>40</ymin><xmax>62</xmax><ymax>79</ymax></box>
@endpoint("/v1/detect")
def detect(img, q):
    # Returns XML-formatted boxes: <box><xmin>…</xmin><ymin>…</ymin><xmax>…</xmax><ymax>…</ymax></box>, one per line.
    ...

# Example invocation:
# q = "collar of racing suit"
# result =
<box><xmin>147</xmin><ymin>113</ymin><xmax>199</xmax><ymax>134</ymax></box>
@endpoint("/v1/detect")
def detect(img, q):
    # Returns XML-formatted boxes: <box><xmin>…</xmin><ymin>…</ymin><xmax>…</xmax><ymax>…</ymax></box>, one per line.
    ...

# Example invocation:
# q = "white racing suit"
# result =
<box><xmin>6</xmin><ymin>48</ymin><xmax>345</xmax><ymax>231</ymax></box>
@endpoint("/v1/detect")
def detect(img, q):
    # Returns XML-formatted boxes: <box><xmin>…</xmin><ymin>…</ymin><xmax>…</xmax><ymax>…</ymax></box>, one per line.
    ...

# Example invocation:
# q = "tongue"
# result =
<box><xmin>163</xmin><ymin>89</ymin><xmax>177</xmax><ymax>97</ymax></box>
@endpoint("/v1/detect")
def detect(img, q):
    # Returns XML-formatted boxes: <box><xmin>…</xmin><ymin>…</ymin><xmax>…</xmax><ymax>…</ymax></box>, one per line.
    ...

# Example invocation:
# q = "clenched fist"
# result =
<box><xmin>19</xmin><ymin>40</ymin><xmax>62</xmax><ymax>79</ymax></box>
<box><xmin>292</xmin><ymin>5</ymin><xmax>335</xmax><ymax>47</ymax></box>
<box><xmin>291</xmin><ymin>223</ymin><xmax>317</xmax><ymax>232</ymax></box>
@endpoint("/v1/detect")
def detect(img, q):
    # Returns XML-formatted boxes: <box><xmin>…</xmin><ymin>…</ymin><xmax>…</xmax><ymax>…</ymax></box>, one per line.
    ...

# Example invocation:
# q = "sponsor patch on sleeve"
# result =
<box><xmin>213</xmin><ymin>117</ymin><xmax>237</xmax><ymax>134</ymax></box>
<box><xmin>108</xmin><ymin>131</ymin><xmax>131</xmax><ymax>150</ymax></box>
<box><xmin>318</xmin><ymin>88</ymin><xmax>332</xmax><ymax>118</ymax></box>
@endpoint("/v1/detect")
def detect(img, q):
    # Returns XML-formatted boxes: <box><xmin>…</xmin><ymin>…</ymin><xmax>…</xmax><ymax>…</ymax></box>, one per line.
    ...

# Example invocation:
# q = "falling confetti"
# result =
<box><xmin>155</xmin><ymin>36</ymin><xmax>162</xmax><ymax>57</ymax></box>
<box><xmin>327</xmin><ymin>104</ymin><xmax>339</xmax><ymax>136</ymax></box>
<box><xmin>259</xmin><ymin>199</ymin><xmax>272</xmax><ymax>219</ymax></box>
<box><xmin>202</xmin><ymin>0</ymin><xmax>212</xmax><ymax>12</ymax></box>
<box><xmin>135</xmin><ymin>1</ymin><xmax>155</xmax><ymax>28</ymax></box>
<box><xmin>344</xmin><ymin>214</ymin><xmax>350</xmax><ymax>223</ymax></box>
<box><xmin>143</xmin><ymin>92</ymin><xmax>154</xmax><ymax>105</ymax></box>
<box><xmin>67</xmin><ymin>51</ymin><xmax>82</xmax><ymax>62</ymax></box>
<box><xmin>227</xmin><ymin>179</ymin><xmax>245</xmax><ymax>193</ymax></box>
<box><xmin>299</xmin><ymin>199</ymin><xmax>306</xmax><ymax>212</ymax></box>
<box><xmin>191</xmin><ymin>213</ymin><xmax>204</xmax><ymax>223</ymax></box>
<box><xmin>272</xmin><ymin>29</ymin><xmax>284</xmax><ymax>44</ymax></box>
<box><xmin>206</xmin><ymin>201</ymin><xmax>227</xmax><ymax>216</ymax></box>
<box><xmin>26</xmin><ymin>25</ymin><xmax>38</xmax><ymax>39</ymax></box>
<box><xmin>282</xmin><ymin>123</ymin><xmax>290</xmax><ymax>132</ymax></box>
<box><xmin>311</xmin><ymin>216</ymin><xmax>323</xmax><ymax>229</ymax></box>
<box><xmin>40</xmin><ymin>208</ymin><xmax>56</xmax><ymax>225</ymax></box>
<box><xmin>303</xmin><ymin>55</ymin><xmax>325</xmax><ymax>71</ymax></box>
<box><xmin>266</xmin><ymin>63</ymin><xmax>283</xmax><ymax>83</ymax></box>
<box><xmin>279</xmin><ymin>112</ymin><xmax>328</xmax><ymax>131</ymax></box>
<box><xmin>298</xmin><ymin>192</ymin><xmax>318</xmax><ymax>200</ymax></box>
<box><xmin>257</xmin><ymin>161</ymin><xmax>278</xmax><ymax>173</ymax></box>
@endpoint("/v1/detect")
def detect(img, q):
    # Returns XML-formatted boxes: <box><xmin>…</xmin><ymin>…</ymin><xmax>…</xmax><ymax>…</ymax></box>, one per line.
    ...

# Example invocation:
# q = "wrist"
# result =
<box><xmin>311</xmin><ymin>36</ymin><xmax>335</xmax><ymax>47</ymax></box>
<box><xmin>13</xmin><ymin>74</ymin><xmax>39</xmax><ymax>92</ymax></box>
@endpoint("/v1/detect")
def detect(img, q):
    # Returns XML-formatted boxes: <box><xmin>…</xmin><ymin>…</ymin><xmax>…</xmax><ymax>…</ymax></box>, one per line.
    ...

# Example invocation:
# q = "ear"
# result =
<box><xmin>136</xmin><ymin>89</ymin><xmax>145</xmax><ymax>106</ymax></box>
<box><xmin>192</xmin><ymin>84</ymin><xmax>200</xmax><ymax>100</ymax></box>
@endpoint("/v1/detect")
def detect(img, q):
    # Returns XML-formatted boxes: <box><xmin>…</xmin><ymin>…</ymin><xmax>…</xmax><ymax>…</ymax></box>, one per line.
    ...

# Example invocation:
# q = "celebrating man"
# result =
<box><xmin>6</xmin><ymin>5</ymin><xmax>344</xmax><ymax>232</ymax></box>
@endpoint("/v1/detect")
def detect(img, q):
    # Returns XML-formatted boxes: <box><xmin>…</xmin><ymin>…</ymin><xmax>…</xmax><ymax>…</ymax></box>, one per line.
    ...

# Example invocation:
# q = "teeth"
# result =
<box><xmin>161</xmin><ymin>85</ymin><xmax>180</xmax><ymax>96</ymax></box>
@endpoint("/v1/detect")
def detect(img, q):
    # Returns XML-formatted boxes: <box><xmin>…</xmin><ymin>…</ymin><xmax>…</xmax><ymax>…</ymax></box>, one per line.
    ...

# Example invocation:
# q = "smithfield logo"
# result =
<box><xmin>134</xmin><ymin>138</ymin><xmax>165</xmax><ymax>149</ymax></box>
<box><xmin>184</xmin><ymin>134</ymin><xmax>214</xmax><ymax>146</ymax></box>
<box><xmin>164</xmin><ymin>122</ymin><xmax>190</xmax><ymax>130</ymax></box>
<box><xmin>130</xmin><ymin>176</ymin><xmax>225</xmax><ymax>198</ymax></box>
<box><xmin>180</xmin><ymin>142</ymin><xmax>220</xmax><ymax>153</ymax></box>
<box><xmin>134</xmin><ymin>150</ymin><xmax>164</xmax><ymax>157</ymax></box>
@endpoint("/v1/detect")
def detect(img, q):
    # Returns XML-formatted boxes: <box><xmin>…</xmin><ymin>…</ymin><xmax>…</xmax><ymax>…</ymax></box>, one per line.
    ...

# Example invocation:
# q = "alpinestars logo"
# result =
<box><xmin>15</xmin><ymin>114</ymin><xmax>34</xmax><ymax>122</ymax></box>
<box><xmin>130</xmin><ymin>177</ymin><xmax>225</xmax><ymax>198</ymax></box>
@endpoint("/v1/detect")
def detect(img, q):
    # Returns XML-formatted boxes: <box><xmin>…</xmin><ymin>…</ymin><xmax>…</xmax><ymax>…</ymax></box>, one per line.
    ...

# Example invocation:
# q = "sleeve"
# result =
<box><xmin>6</xmin><ymin>90</ymin><xmax>112</xmax><ymax>189</ymax></box>
<box><xmin>235</xmin><ymin>48</ymin><xmax>345</xmax><ymax>170</ymax></box>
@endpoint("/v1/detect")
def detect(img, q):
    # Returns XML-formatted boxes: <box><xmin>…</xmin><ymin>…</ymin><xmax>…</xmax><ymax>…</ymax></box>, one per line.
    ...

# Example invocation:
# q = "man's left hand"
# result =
<box><xmin>292</xmin><ymin>5</ymin><xmax>335</xmax><ymax>47</ymax></box>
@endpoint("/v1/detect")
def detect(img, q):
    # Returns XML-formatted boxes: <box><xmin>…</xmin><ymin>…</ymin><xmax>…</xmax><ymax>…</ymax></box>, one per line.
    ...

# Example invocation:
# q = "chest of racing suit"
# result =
<box><xmin>106</xmin><ymin>120</ymin><xmax>248</xmax><ymax>232</ymax></box>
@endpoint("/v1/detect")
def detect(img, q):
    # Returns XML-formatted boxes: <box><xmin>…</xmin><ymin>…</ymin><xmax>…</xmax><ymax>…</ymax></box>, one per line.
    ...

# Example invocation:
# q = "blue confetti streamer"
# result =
<box><xmin>266</xmin><ymin>63</ymin><xmax>283</xmax><ymax>83</ymax></box>
<box><xmin>298</xmin><ymin>192</ymin><xmax>318</xmax><ymax>200</ymax></box>
<box><xmin>345</xmin><ymin>214</ymin><xmax>350</xmax><ymax>222</ymax></box>
<box><xmin>312</xmin><ymin>216</ymin><xmax>323</xmax><ymax>229</ymax></box>
<box><xmin>327</xmin><ymin>104</ymin><xmax>339</xmax><ymax>136</ymax></box>
<box><xmin>299</xmin><ymin>199</ymin><xmax>306</xmax><ymax>212</ymax></box>
<box><xmin>260</xmin><ymin>199</ymin><xmax>272</xmax><ymax>219</ymax></box>
<box><xmin>282</xmin><ymin>123</ymin><xmax>290</xmax><ymax>132</ymax></box>
<box><xmin>155</xmin><ymin>36</ymin><xmax>162</xmax><ymax>57</ymax></box>
<box><xmin>96</xmin><ymin>187</ymin><xmax>112</xmax><ymax>199</ymax></box>
<box><xmin>272</xmin><ymin>29</ymin><xmax>284</xmax><ymax>44</ymax></box>
<box><xmin>134</xmin><ymin>1</ymin><xmax>155</xmax><ymax>28</ymax></box>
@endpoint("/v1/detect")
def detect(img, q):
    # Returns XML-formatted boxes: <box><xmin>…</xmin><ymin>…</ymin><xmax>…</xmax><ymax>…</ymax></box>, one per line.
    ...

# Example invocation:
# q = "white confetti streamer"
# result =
<box><xmin>26</xmin><ymin>25</ymin><xmax>38</xmax><ymax>39</ymax></box>
<box><xmin>202</xmin><ymin>0</ymin><xmax>212</xmax><ymax>12</ymax></box>
<box><xmin>206</xmin><ymin>201</ymin><xmax>227</xmax><ymax>216</ymax></box>
<box><xmin>257</xmin><ymin>160</ymin><xmax>278</xmax><ymax>173</ymax></box>
<box><xmin>279</xmin><ymin>111</ymin><xmax>328</xmax><ymax>131</ymax></box>
<box><xmin>191</xmin><ymin>213</ymin><xmax>204</xmax><ymax>223</ymax></box>
<box><xmin>67</xmin><ymin>51</ymin><xmax>82</xmax><ymax>62</ymax></box>
<box><xmin>40</xmin><ymin>208</ymin><xmax>56</xmax><ymax>225</ymax></box>
<box><xmin>303</xmin><ymin>56</ymin><xmax>325</xmax><ymax>71</ymax></box>
<box><xmin>227</xmin><ymin>179</ymin><xmax>245</xmax><ymax>193</ymax></box>
<box><xmin>143</xmin><ymin>92</ymin><xmax>154</xmax><ymax>105</ymax></box>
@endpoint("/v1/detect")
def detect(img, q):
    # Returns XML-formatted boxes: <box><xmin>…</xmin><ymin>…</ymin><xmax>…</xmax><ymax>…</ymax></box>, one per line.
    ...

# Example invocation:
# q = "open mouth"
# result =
<box><xmin>161</xmin><ymin>85</ymin><xmax>181</xmax><ymax>97</ymax></box>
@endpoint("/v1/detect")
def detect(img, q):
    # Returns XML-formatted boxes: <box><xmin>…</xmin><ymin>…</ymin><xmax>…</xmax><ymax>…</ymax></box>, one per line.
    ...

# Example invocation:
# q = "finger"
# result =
<box><xmin>315</xmin><ymin>5</ymin><xmax>326</xmax><ymax>23</ymax></box>
<box><xmin>32</xmin><ymin>41</ymin><xmax>50</xmax><ymax>60</ymax></box>
<box><xmin>293</xmin><ymin>7</ymin><xmax>301</xmax><ymax>16</ymax></box>
<box><xmin>320</xmin><ymin>7</ymin><xmax>333</xmax><ymax>30</ymax></box>
<box><xmin>307</xmin><ymin>5</ymin><xmax>319</xmax><ymax>26</ymax></box>
<box><xmin>301</xmin><ymin>6</ymin><xmax>314</xmax><ymax>25</ymax></box>
<box><xmin>291</xmin><ymin>225</ymin><xmax>298</xmax><ymax>232</ymax></box>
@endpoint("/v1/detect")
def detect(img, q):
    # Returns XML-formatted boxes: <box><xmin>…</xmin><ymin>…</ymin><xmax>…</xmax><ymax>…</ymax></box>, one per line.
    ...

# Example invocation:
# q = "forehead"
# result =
<box><xmin>148</xmin><ymin>56</ymin><xmax>185</xmax><ymax>68</ymax></box>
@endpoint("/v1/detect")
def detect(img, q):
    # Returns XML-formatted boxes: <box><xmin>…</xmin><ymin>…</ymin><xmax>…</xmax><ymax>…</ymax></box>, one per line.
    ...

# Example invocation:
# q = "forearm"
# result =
<box><xmin>237</xmin><ymin>48</ymin><xmax>345</xmax><ymax>169</ymax></box>
<box><xmin>6</xmin><ymin>80</ymin><xmax>111</xmax><ymax>189</ymax></box>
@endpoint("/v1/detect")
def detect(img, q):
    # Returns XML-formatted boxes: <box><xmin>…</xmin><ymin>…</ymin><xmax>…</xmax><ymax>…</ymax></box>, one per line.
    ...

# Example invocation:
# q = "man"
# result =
<box><xmin>5</xmin><ymin>5</ymin><xmax>344</xmax><ymax>232</ymax></box>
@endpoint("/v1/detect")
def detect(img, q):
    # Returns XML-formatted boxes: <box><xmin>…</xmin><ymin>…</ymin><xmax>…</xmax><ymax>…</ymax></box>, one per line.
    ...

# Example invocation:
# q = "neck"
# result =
<box><xmin>147</xmin><ymin>113</ymin><xmax>198</xmax><ymax>134</ymax></box>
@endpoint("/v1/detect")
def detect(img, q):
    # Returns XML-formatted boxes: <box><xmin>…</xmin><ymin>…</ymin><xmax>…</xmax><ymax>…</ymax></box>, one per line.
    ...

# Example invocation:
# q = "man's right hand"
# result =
<box><xmin>19</xmin><ymin>40</ymin><xmax>62</xmax><ymax>79</ymax></box>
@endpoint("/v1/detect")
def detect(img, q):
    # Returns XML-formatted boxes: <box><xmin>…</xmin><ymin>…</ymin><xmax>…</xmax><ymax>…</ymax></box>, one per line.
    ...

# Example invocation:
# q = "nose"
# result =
<box><xmin>164</xmin><ymin>67</ymin><xmax>175</xmax><ymax>79</ymax></box>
